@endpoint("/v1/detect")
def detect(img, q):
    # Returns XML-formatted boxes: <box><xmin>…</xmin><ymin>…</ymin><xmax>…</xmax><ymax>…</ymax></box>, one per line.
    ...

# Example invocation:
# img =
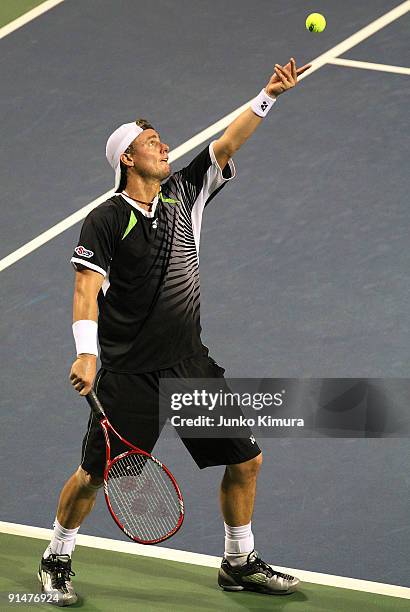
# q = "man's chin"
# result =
<box><xmin>160</xmin><ymin>165</ymin><xmax>171</xmax><ymax>180</ymax></box>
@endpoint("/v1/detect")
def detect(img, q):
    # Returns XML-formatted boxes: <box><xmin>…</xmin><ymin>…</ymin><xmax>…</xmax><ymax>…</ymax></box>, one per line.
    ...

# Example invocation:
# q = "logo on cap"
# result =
<box><xmin>75</xmin><ymin>245</ymin><xmax>94</xmax><ymax>258</ymax></box>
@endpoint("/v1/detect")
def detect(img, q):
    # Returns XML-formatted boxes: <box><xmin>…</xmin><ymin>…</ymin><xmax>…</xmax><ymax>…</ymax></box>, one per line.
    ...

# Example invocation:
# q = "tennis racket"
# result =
<box><xmin>85</xmin><ymin>389</ymin><xmax>184</xmax><ymax>544</ymax></box>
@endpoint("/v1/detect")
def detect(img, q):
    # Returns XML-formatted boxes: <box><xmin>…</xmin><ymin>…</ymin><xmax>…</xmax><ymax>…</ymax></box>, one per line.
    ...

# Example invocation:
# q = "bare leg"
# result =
<box><xmin>56</xmin><ymin>466</ymin><xmax>103</xmax><ymax>529</ymax></box>
<box><xmin>220</xmin><ymin>453</ymin><xmax>263</xmax><ymax>525</ymax></box>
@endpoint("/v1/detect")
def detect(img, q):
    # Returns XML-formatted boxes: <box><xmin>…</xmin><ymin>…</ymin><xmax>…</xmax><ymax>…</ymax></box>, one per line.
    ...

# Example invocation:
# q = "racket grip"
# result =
<box><xmin>86</xmin><ymin>389</ymin><xmax>106</xmax><ymax>418</ymax></box>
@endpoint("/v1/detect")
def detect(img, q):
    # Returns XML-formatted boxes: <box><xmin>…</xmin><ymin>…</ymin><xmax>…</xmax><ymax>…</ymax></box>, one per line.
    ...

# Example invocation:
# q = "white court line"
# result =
<box><xmin>0</xmin><ymin>0</ymin><xmax>409</xmax><ymax>274</ymax></box>
<box><xmin>0</xmin><ymin>104</ymin><xmax>251</xmax><ymax>274</ymax></box>
<box><xmin>328</xmin><ymin>57</ymin><xmax>410</xmax><ymax>75</ymax></box>
<box><xmin>1</xmin><ymin>521</ymin><xmax>409</xmax><ymax>600</ymax></box>
<box><xmin>0</xmin><ymin>0</ymin><xmax>64</xmax><ymax>40</ymax></box>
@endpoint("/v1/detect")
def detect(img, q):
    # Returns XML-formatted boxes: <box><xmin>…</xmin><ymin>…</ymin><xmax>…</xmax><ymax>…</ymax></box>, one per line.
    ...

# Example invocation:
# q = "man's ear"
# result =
<box><xmin>120</xmin><ymin>152</ymin><xmax>134</xmax><ymax>168</ymax></box>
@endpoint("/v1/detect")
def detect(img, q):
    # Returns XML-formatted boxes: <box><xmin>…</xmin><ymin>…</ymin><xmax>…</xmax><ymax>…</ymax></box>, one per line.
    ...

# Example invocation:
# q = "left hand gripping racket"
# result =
<box><xmin>86</xmin><ymin>390</ymin><xmax>184</xmax><ymax>544</ymax></box>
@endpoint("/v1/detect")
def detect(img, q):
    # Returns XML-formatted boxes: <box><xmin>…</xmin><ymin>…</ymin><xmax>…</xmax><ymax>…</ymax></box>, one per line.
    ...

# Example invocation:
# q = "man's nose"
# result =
<box><xmin>162</xmin><ymin>143</ymin><xmax>170</xmax><ymax>154</ymax></box>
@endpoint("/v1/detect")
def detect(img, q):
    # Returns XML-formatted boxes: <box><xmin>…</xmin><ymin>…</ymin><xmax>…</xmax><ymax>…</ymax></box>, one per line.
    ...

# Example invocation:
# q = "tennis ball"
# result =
<box><xmin>306</xmin><ymin>13</ymin><xmax>326</xmax><ymax>33</ymax></box>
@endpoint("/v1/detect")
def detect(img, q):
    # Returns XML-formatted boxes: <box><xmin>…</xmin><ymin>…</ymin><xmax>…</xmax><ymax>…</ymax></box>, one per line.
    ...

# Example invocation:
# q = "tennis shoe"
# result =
<box><xmin>218</xmin><ymin>550</ymin><xmax>300</xmax><ymax>595</ymax></box>
<box><xmin>38</xmin><ymin>554</ymin><xmax>77</xmax><ymax>606</ymax></box>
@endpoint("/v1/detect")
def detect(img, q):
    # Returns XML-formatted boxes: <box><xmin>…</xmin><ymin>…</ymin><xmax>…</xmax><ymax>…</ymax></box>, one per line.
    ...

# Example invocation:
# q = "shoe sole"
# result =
<box><xmin>219</xmin><ymin>584</ymin><xmax>244</xmax><ymax>591</ymax></box>
<box><xmin>218</xmin><ymin>571</ymin><xmax>299</xmax><ymax>595</ymax></box>
<box><xmin>219</xmin><ymin>583</ymin><xmax>298</xmax><ymax>595</ymax></box>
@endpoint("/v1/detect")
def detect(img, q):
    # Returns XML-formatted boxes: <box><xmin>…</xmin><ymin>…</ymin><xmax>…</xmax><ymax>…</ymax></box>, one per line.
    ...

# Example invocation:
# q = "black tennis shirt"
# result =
<box><xmin>71</xmin><ymin>143</ymin><xmax>235</xmax><ymax>373</ymax></box>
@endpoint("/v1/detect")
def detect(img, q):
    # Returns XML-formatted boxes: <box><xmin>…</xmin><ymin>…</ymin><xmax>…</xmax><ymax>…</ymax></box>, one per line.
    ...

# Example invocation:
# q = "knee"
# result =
<box><xmin>227</xmin><ymin>452</ymin><xmax>263</xmax><ymax>483</ymax></box>
<box><xmin>76</xmin><ymin>466</ymin><xmax>104</xmax><ymax>490</ymax></box>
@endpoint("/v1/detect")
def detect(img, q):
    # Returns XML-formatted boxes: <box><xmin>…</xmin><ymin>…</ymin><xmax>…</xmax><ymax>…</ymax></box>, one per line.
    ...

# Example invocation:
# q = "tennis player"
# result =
<box><xmin>39</xmin><ymin>58</ymin><xmax>311</xmax><ymax>605</ymax></box>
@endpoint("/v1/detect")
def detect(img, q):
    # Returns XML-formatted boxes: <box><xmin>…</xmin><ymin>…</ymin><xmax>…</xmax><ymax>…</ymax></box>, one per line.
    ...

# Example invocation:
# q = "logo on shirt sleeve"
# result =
<box><xmin>75</xmin><ymin>245</ymin><xmax>94</xmax><ymax>258</ymax></box>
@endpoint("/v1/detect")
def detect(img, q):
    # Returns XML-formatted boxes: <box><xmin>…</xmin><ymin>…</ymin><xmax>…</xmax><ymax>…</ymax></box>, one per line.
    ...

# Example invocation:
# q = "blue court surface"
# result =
<box><xmin>1</xmin><ymin>0</ymin><xmax>409</xmax><ymax>607</ymax></box>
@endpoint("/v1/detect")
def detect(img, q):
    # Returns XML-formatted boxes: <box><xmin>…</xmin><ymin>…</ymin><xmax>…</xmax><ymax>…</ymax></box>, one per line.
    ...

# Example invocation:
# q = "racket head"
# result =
<box><xmin>103</xmin><ymin>449</ymin><xmax>184</xmax><ymax>545</ymax></box>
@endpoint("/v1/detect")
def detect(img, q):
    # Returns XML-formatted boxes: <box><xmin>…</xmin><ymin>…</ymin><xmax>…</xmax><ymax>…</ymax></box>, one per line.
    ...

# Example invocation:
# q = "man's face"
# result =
<box><xmin>123</xmin><ymin>129</ymin><xmax>170</xmax><ymax>181</ymax></box>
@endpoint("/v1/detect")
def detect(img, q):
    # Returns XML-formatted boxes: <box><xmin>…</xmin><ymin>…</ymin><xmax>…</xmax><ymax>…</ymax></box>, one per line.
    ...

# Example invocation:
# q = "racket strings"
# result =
<box><xmin>110</xmin><ymin>459</ymin><xmax>170</xmax><ymax>538</ymax></box>
<box><xmin>110</xmin><ymin>458</ymin><xmax>173</xmax><ymax>539</ymax></box>
<box><xmin>107</xmin><ymin>453</ymin><xmax>181</xmax><ymax>542</ymax></box>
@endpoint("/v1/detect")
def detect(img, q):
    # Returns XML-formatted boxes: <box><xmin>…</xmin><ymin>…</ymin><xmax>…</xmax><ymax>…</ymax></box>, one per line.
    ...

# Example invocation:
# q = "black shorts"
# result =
<box><xmin>81</xmin><ymin>350</ymin><xmax>261</xmax><ymax>476</ymax></box>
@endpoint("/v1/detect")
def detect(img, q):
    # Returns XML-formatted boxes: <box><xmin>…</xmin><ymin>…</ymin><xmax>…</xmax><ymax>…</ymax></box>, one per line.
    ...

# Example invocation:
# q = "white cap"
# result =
<box><xmin>105</xmin><ymin>122</ymin><xmax>144</xmax><ymax>192</ymax></box>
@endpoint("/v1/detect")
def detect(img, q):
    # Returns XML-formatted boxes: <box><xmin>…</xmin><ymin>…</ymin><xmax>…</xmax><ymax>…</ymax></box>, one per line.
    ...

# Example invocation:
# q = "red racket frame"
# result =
<box><xmin>87</xmin><ymin>392</ymin><xmax>184</xmax><ymax>545</ymax></box>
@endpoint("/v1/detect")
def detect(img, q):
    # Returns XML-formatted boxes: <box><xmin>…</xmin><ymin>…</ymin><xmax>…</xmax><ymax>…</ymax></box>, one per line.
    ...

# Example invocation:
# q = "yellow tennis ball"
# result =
<box><xmin>306</xmin><ymin>13</ymin><xmax>326</xmax><ymax>33</ymax></box>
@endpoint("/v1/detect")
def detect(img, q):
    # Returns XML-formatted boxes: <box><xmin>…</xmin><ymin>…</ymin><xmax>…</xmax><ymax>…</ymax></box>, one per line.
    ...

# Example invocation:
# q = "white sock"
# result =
<box><xmin>224</xmin><ymin>522</ymin><xmax>254</xmax><ymax>567</ymax></box>
<box><xmin>43</xmin><ymin>519</ymin><xmax>80</xmax><ymax>559</ymax></box>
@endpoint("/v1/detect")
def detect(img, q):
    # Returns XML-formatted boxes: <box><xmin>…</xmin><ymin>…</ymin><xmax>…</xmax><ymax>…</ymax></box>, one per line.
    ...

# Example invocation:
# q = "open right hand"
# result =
<box><xmin>69</xmin><ymin>355</ymin><xmax>97</xmax><ymax>396</ymax></box>
<box><xmin>265</xmin><ymin>57</ymin><xmax>311</xmax><ymax>97</ymax></box>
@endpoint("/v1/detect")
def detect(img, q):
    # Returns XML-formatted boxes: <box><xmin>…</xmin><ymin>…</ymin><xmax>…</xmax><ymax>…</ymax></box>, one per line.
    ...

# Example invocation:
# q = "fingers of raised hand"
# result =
<box><xmin>296</xmin><ymin>63</ymin><xmax>312</xmax><ymax>76</ymax></box>
<box><xmin>283</xmin><ymin>62</ymin><xmax>295</xmax><ymax>82</ymax></box>
<box><xmin>274</xmin><ymin>64</ymin><xmax>293</xmax><ymax>88</ymax></box>
<box><xmin>291</xmin><ymin>57</ymin><xmax>297</xmax><ymax>81</ymax></box>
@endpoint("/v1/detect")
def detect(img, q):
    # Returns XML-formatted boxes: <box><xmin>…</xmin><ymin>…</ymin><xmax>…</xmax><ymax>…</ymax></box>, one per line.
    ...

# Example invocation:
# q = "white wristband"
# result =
<box><xmin>72</xmin><ymin>320</ymin><xmax>98</xmax><ymax>357</ymax></box>
<box><xmin>250</xmin><ymin>88</ymin><xmax>276</xmax><ymax>118</ymax></box>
